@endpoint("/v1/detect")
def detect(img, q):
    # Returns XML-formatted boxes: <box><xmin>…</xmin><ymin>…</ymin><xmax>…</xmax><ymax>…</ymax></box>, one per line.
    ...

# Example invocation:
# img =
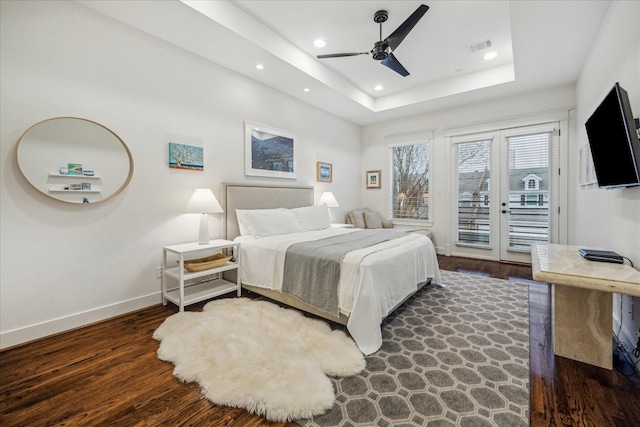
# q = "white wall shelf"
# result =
<box><xmin>48</xmin><ymin>173</ymin><xmax>102</xmax><ymax>179</ymax></box>
<box><xmin>49</xmin><ymin>189</ymin><xmax>101</xmax><ymax>193</ymax></box>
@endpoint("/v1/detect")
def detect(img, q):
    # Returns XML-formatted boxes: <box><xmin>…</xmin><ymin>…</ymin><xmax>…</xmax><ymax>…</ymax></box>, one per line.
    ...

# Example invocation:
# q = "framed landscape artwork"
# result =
<box><xmin>169</xmin><ymin>142</ymin><xmax>203</xmax><ymax>171</ymax></box>
<box><xmin>366</xmin><ymin>170</ymin><xmax>381</xmax><ymax>189</ymax></box>
<box><xmin>316</xmin><ymin>162</ymin><xmax>332</xmax><ymax>182</ymax></box>
<box><xmin>245</xmin><ymin>121</ymin><xmax>297</xmax><ymax>179</ymax></box>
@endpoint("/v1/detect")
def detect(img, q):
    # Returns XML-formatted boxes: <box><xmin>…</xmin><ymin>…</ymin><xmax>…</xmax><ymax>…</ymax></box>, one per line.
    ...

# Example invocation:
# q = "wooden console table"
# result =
<box><xmin>531</xmin><ymin>244</ymin><xmax>640</xmax><ymax>370</ymax></box>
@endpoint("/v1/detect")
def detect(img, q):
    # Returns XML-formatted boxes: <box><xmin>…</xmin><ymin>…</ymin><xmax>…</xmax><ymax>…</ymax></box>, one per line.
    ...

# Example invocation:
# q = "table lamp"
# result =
<box><xmin>186</xmin><ymin>188</ymin><xmax>224</xmax><ymax>244</ymax></box>
<box><xmin>318</xmin><ymin>191</ymin><xmax>339</xmax><ymax>208</ymax></box>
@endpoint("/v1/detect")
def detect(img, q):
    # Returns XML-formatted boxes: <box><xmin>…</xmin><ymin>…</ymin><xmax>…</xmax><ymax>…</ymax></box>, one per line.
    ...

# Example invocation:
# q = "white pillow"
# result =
<box><xmin>348</xmin><ymin>209</ymin><xmax>366</xmax><ymax>229</ymax></box>
<box><xmin>235</xmin><ymin>209</ymin><xmax>257</xmax><ymax>236</ymax></box>
<box><xmin>244</xmin><ymin>208</ymin><xmax>302</xmax><ymax>238</ymax></box>
<box><xmin>364</xmin><ymin>210</ymin><xmax>383</xmax><ymax>229</ymax></box>
<box><xmin>291</xmin><ymin>205</ymin><xmax>331</xmax><ymax>231</ymax></box>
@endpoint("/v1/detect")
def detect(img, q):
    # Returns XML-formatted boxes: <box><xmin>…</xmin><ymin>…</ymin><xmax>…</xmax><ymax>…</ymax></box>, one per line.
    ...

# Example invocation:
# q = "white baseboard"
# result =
<box><xmin>0</xmin><ymin>292</ymin><xmax>162</xmax><ymax>350</ymax></box>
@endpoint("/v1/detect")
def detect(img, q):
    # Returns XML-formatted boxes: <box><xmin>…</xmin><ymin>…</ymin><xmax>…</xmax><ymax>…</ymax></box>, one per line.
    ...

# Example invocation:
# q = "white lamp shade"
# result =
<box><xmin>186</xmin><ymin>189</ymin><xmax>223</xmax><ymax>214</ymax></box>
<box><xmin>318</xmin><ymin>191</ymin><xmax>339</xmax><ymax>208</ymax></box>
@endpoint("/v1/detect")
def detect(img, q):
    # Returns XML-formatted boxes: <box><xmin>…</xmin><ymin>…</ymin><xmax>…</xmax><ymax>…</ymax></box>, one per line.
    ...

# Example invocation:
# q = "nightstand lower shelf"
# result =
<box><xmin>164</xmin><ymin>278</ymin><xmax>239</xmax><ymax>308</ymax></box>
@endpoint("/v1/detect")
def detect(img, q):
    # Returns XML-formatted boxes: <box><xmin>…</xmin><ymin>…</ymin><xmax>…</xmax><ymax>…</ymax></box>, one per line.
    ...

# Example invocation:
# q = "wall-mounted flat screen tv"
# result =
<box><xmin>585</xmin><ymin>82</ymin><xmax>640</xmax><ymax>189</ymax></box>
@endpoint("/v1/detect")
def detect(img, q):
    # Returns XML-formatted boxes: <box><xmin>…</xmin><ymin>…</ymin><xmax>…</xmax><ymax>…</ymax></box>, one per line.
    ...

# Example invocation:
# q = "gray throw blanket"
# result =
<box><xmin>281</xmin><ymin>229</ymin><xmax>407</xmax><ymax>316</ymax></box>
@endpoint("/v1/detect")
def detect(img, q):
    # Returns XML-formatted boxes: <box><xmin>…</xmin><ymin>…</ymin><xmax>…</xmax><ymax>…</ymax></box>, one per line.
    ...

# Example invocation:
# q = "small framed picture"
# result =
<box><xmin>366</xmin><ymin>170</ymin><xmax>381</xmax><ymax>189</ymax></box>
<box><xmin>316</xmin><ymin>162</ymin><xmax>332</xmax><ymax>182</ymax></box>
<box><xmin>169</xmin><ymin>142</ymin><xmax>204</xmax><ymax>171</ymax></box>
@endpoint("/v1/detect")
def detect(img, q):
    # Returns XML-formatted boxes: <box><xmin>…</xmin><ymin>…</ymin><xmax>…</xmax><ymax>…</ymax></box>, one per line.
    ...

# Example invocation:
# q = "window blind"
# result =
<box><xmin>505</xmin><ymin>131</ymin><xmax>552</xmax><ymax>251</ymax></box>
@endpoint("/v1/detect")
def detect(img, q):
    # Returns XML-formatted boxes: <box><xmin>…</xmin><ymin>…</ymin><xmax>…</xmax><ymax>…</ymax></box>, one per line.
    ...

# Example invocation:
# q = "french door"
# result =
<box><xmin>451</xmin><ymin>123</ymin><xmax>561</xmax><ymax>263</ymax></box>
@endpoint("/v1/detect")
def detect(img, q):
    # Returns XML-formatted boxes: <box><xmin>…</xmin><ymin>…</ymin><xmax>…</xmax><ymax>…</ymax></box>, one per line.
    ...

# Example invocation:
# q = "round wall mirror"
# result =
<box><xmin>16</xmin><ymin>117</ymin><xmax>134</xmax><ymax>204</ymax></box>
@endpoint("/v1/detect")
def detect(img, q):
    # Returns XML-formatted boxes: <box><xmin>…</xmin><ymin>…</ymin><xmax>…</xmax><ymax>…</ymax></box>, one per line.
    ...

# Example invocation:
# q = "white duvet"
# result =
<box><xmin>235</xmin><ymin>228</ymin><xmax>441</xmax><ymax>355</ymax></box>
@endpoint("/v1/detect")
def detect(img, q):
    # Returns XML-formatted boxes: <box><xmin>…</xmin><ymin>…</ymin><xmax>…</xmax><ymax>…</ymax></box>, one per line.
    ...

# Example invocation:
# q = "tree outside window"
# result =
<box><xmin>390</xmin><ymin>143</ymin><xmax>430</xmax><ymax>220</ymax></box>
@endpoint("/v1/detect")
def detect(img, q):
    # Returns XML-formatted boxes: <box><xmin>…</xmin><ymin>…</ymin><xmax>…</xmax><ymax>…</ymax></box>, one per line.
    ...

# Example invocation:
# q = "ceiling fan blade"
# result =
<box><xmin>381</xmin><ymin>53</ymin><xmax>410</xmax><ymax>77</ymax></box>
<box><xmin>317</xmin><ymin>52</ymin><xmax>369</xmax><ymax>59</ymax></box>
<box><xmin>384</xmin><ymin>4</ymin><xmax>429</xmax><ymax>52</ymax></box>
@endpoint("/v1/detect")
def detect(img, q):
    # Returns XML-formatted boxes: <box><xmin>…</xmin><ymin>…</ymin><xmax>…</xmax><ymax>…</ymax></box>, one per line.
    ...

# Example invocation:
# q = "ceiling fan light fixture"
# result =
<box><xmin>372</xmin><ymin>41</ymin><xmax>389</xmax><ymax>61</ymax></box>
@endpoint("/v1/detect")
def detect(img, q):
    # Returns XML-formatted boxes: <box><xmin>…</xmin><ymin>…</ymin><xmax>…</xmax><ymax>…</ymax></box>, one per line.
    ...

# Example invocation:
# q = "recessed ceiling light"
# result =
<box><xmin>483</xmin><ymin>52</ymin><xmax>497</xmax><ymax>60</ymax></box>
<box><xmin>313</xmin><ymin>39</ymin><xmax>326</xmax><ymax>48</ymax></box>
<box><xmin>256</xmin><ymin>64</ymin><xmax>264</xmax><ymax>70</ymax></box>
<box><xmin>303</xmin><ymin>88</ymin><xmax>310</xmax><ymax>92</ymax></box>
<box><xmin>374</xmin><ymin>85</ymin><xmax>384</xmax><ymax>91</ymax></box>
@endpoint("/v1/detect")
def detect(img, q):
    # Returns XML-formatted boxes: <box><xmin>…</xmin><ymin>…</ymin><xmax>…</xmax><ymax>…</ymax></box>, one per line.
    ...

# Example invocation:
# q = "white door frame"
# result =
<box><xmin>449</xmin><ymin>119</ymin><xmax>568</xmax><ymax>263</ymax></box>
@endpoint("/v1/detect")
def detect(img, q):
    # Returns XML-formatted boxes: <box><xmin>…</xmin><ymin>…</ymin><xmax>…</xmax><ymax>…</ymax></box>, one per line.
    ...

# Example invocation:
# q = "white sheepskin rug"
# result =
<box><xmin>153</xmin><ymin>297</ymin><xmax>365</xmax><ymax>422</ymax></box>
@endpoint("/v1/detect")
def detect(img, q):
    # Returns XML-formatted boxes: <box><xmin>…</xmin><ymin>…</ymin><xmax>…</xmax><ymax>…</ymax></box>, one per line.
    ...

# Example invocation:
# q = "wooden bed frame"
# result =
<box><xmin>222</xmin><ymin>182</ymin><xmax>349</xmax><ymax>325</ymax></box>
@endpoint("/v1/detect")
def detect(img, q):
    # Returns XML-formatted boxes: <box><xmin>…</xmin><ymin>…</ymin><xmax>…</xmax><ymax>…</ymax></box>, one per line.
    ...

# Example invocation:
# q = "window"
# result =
<box><xmin>389</xmin><ymin>142</ymin><xmax>430</xmax><ymax>220</ymax></box>
<box><xmin>460</xmin><ymin>190</ymin><xmax>473</xmax><ymax>202</ymax></box>
<box><xmin>522</xmin><ymin>174</ymin><xmax>541</xmax><ymax>191</ymax></box>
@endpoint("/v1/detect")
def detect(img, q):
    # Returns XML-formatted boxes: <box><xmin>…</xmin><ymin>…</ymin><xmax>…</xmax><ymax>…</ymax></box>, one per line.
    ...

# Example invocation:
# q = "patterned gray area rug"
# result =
<box><xmin>298</xmin><ymin>270</ymin><xmax>530</xmax><ymax>427</ymax></box>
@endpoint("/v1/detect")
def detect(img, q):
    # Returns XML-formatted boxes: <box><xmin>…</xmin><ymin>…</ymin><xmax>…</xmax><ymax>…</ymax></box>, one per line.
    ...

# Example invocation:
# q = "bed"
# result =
<box><xmin>222</xmin><ymin>183</ymin><xmax>441</xmax><ymax>355</ymax></box>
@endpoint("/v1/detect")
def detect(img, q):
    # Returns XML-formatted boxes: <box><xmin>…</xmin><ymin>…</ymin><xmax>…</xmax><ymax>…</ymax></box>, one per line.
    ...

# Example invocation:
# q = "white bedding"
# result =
<box><xmin>235</xmin><ymin>228</ymin><xmax>441</xmax><ymax>354</ymax></box>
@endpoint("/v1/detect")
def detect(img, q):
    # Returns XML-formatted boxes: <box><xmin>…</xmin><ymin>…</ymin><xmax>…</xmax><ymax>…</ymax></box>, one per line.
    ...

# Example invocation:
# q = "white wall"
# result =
<box><xmin>574</xmin><ymin>1</ymin><xmax>640</xmax><ymax>363</ymax></box>
<box><xmin>361</xmin><ymin>85</ymin><xmax>575</xmax><ymax>255</ymax></box>
<box><xmin>0</xmin><ymin>1</ymin><xmax>361</xmax><ymax>348</ymax></box>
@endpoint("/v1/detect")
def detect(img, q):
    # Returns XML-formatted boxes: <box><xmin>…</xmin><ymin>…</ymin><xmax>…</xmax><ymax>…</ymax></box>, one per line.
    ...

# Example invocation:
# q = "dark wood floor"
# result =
<box><xmin>1</xmin><ymin>256</ymin><xmax>638</xmax><ymax>426</ymax></box>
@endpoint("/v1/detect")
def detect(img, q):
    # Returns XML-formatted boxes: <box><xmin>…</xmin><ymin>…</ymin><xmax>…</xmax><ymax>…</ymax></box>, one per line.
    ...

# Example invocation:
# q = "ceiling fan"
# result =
<box><xmin>317</xmin><ymin>4</ymin><xmax>429</xmax><ymax>77</ymax></box>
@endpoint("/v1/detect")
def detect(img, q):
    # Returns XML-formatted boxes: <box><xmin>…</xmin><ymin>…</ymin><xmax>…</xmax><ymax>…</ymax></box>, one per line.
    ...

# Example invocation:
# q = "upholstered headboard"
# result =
<box><xmin>223</xmin><ymin>183</ymin><xmax>314</xmax><ymax>240</ymax></box>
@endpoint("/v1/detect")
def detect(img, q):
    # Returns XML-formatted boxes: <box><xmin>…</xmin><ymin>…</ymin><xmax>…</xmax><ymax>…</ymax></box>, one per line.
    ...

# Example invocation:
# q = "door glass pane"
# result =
<box><xmin>456</xmin><ymin>140</ymin><xmax>491</xmax><ymax>247</ymax></box>
<box><xmin>506</xmin><ymin>132</ymin><xmax>551</xmax><ymax>252</ymax></box>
